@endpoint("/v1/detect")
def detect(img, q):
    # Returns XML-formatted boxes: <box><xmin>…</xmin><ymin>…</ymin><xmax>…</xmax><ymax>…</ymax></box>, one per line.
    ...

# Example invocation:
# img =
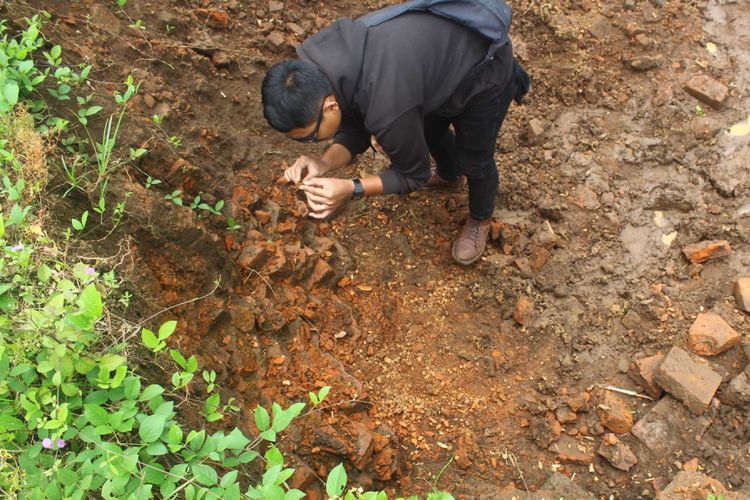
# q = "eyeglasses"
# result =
<box><xmin>294</xmin><ymin>100</ymin><xmax>325</xmax><ymax>144</ymax></box>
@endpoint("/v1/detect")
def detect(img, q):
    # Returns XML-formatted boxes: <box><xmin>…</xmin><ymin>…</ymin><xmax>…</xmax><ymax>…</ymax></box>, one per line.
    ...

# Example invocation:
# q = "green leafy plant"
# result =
<box><xmin>140</xmin><ymin>320</ymin><xmax>176</xmax><ymax>353</ymax></box>
<box><xmin>227</xmin><ymin>217</ymin><xmax>241</xmax><ymax>231</ymax></box>
<box><xmin>164</xmin><ymin>189</ymin><xmax>183</xmax><ymax>206</ymax></box>
<box><xmin>71</xmin><ymin>209</ymin><xmax>88</xmax><ymax>231</ymax></box>
<box><xmin>145</xmin><ymin>175</ymin><xmax>161</xmax><ymax>188</ymax></box>
<box><xmin>309</xmin><ymin>385</ymin><xmax>331</xmax><ymax>407</ymax></box>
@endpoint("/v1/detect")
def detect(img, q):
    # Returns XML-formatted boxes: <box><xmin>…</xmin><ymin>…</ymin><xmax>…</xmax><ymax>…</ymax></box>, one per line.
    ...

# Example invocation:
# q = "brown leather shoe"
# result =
<box><xmin>423</xmin><ymin>171</ymin><xmax>466</xmax><ymax>192</ymax></box>
<box><xmin>452</xmin><ymin>216</ymin><xmax>491</xmax><ymax>265</ymax></box>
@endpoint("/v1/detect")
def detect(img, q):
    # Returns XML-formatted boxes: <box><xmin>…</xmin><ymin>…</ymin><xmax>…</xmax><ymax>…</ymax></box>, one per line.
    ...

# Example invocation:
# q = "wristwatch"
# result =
<box><xmin>351</xmin><ymin>178</ymin><xmax>364</xmax><ymax>200</ymax></box>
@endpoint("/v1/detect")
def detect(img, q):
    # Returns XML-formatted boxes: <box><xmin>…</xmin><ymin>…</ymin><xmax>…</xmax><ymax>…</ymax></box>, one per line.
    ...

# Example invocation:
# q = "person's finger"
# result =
<box><xmin>308</xmin><ymin>210</ymin><xmax>330</xmax><ymax>219</ymax></box>
<box><xmin>304</xmin><ymin>192</ymin><xmax>330</xmax><ymax>205</ymax></box>
<box><xmin>307</xmin><ymin>199</ymin><xmax>329</xmax><ymax>212</ymax></box>
<box><xmin>299</xmin><ymin>184</ymin><xmax>327</xmax><ymax>197</ymax></box>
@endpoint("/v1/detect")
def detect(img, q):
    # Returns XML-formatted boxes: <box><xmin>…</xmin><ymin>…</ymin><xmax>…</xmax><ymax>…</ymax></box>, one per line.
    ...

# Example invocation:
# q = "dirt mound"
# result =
<box><xmin>20</xmin><ymin>0</ymin><xmax>750</xmax><ymax>496</ymax></box>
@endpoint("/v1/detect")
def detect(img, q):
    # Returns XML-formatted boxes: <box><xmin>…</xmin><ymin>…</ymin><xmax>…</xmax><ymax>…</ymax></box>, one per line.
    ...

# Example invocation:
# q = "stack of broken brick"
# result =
<box><xmin>513</xmin><ymin>275</ymin><xmax>750</xmax><ymax>499</ymax></box>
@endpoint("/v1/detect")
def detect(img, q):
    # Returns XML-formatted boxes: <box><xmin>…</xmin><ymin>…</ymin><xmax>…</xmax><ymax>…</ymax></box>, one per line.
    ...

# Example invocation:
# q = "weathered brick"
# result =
<box><xmin>596</xmin><ymin>391</ymin><xmax>633</xmax><ymax>433</ymax></box>
<box><xmin>682</xmin><ymin>239</ymin><xmax>732</xmax><ymax>264</ymax></box>
<box><xmin>597</xmin><ymin>435</ymin><xmax>638</xmax><ymax>471</ymax></box>
<box><xmin>684</xmin><ymin>74</ymin><xmax>729</xmax><ymax>109</ymax></box>
<box><xmin>628</xmin><ymin>353</ymin><xmax>665</xmax><ymax>398</ymax></box>
<box><xmin>548</xmin><ymin>434</ymin><xmax>594</xmax><ymax>464</ymax></box>
<box><xmin>734</xmin><ymin>277</ymin><xmax>750</xmax><ymax>313</ymax></box>
<box><xmin>653</xmin><ymin>346</ymin><xmax>722</xmax><ymax>414</ymax></box>
<box><xmin>631</xmin><ymin>396</ymin><xmax>712</xmax><ymax>454</ymax></box>
<box><xmin>688</xmin><ymin>312</ymin><xmax>740</xmax><ymax>356</ymax></box>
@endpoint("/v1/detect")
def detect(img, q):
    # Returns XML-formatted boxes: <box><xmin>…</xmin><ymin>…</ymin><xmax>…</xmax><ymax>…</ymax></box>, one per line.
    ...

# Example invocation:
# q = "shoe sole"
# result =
<box><xmin>451</xmin><ymin>244</ymin><xmax>485</xmax><ymax>265</ymax></box>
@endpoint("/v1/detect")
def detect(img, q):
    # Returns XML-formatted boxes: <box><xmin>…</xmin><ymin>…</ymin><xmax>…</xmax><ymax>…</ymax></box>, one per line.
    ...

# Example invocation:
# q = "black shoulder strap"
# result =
<box><xmin>358</xmin><ymin>0</ymin><xmax>512</xmax><ymax>57</ymax></box>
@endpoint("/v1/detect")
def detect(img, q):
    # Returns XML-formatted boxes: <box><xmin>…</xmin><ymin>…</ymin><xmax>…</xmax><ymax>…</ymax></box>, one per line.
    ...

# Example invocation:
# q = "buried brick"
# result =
<box><xmin>598</xmin><ymin>434</ymin><xmax>638</xmax><ymax>471</ymax></box>
<box><xmin>631</xmin><ymin>396</ymin><xmax>712</xmax><ymax>454</ymax></box>
<box><xmin>596</xmin><ymin>391</ymin><xmax>633</xmax><ymax>434</ymax></box>
<box><xmin>653</xmin><ymin>347</ymin><xmax>722</xmax><ymax>414</ymax></box>
<box><xmin>628</xmin><ymin>353</ymin><xmax>665</xmax><ymax>398</ymax></box>
<box><xmin>734</xmin><ymin>277</ymin><xmax>750</xmax><ymax>313</ymax></box>
<box><xmin>684</xmin><ymin>74</ymin><xmax>729</xmax><ymax>109</ymax></box>
<box><xmin>687</xmin><ymin>312</ymin><xmax>740</xmax><ymax>356</ymax></box>
<box><xmin>548</xmin><ymin>434</ymin><xmax>595</xmax><ymax>464</ymax></box>
<box><xmin>681</xmin><ymin>239</ymin><xmax>732</xmax><ymax>264</ymax></box>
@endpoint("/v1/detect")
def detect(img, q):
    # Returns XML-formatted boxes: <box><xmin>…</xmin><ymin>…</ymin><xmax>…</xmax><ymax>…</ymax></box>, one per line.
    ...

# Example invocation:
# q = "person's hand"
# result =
<box><xmin>300</xmin><ymin>178</ymin><xmax>355</xmax><ymax>219</ymax></box>
<box><xmin>284</xmin><ymin>155</ymin><xmax>329</xmax><ymax>184</ymax></box>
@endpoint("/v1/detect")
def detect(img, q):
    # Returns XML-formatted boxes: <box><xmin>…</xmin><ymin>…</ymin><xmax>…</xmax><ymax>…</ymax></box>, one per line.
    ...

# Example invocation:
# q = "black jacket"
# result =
<box><xmin>298</xmin><ymin>12</ymin><xmax>514</xmax><ymax>194</ymax></box>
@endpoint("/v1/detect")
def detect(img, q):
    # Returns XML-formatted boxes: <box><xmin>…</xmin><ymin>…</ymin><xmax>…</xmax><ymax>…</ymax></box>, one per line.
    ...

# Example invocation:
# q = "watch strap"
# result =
<box><xmin>351</xmin><ymin>178</ymin><xmax>364</xmax><ymax>200</ymax></box>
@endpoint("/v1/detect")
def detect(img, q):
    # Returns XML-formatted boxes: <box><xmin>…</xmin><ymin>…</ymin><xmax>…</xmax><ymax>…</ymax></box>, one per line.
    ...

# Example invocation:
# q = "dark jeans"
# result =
<box><xmin>423</xmin><ymin>75</ymin><xmax>518</xmax><ymax>221</ymax></box>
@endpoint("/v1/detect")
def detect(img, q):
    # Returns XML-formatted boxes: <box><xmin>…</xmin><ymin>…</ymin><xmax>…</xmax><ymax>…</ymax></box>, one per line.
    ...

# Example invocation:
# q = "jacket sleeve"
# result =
<box><xmin>375</xmin><ymin>107</ymin><xmax>432</xmax><ymax>195</ymax></box>
<box><xmin>333</xmin><ymin>114</ymin><xmax>371</xmax><ymax>157</ymax></box>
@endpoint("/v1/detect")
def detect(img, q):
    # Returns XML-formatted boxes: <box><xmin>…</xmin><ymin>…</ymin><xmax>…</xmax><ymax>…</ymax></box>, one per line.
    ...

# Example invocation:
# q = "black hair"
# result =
<box><xmin>261</xmin><ymin>60</ymin><xmax>333</xmax><ymax>132</ymax></box>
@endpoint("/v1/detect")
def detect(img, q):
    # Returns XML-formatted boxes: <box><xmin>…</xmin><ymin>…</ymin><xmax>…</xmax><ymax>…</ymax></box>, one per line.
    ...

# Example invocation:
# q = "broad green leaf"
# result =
<box><xmin>83</xmin><ymin>404</ymin><xmax>109</xmax><ymax>426</ymax></box>
<box><xmin>220</xmin><ymin>470</ymin><xmax>238</xmax><ymax>488</ymax></box>
<box><xmin>139</xmin><ymin>414</ymin><xmax>166</xmax><ymax>443</ymax></box>
<box><xmin>262</xmin><ymin>465</ymin><xmax>282</xmax><ymax>487</ymax></box>
<box><xmin>4</xmin><ymin>82</ymin><xmax>19</xmax><ymax>106</ymax></box>
<box><xmin>145</xmin><ymin>442</ymin><xmax>168</xmax><ymax>456</ymax></box>
<box><xmin>259</xmin><ymin>429</ymin><xmax>276</xmax><ymax>442</ymax></box>
<box><xmin>138</xmin><ymin>384</ymin><xmax>164</xmax><ymax>402</ymax></box>
<box><xmin>265</xmin><ymin>446</ymin><xmax>283</xmax><ymax>468</ymax></box>
<box><xmin>284</xmin><ymin>491</ymin><xmax>306</xmax><ymax>500</ymax></box>
<box><xmin>271</xmin><ymin>402</ymin><xmax>305</xmax><ymax>433</ymax></box>
<box><xmin>158</xmin><ymin>320</ymin><xmax>176</xmax><ymax>340</ymax></box>
<box><xmin>99</xmin><ymin>354</ymin><xmax>125</xmax><ymax>371</ymax></box>
<box><xmin>78</xmin><ymin>284</ymin><xmax>102</xmax><ymax>320</ymax></box>
<box><xmin>254</xmin><ymin>405</ymin><xmax>270</xmax><ymax>431</ymax></box>
<box><xmin>326</xmin><ymin>464</ymin><xmax>347</xmax><ymax>498</ymax></box>
<box><xmin>141</xmin><ymin>329</ymin><xmax>158</xmax><ymax>349</ymax></box>
<box><xmin>222</xmin><ymin>428</ymin><xmax>249</xmax><ymax>450</ymax></box>
<box><xmin>426</xmin><ymin>493</ymin><xmax>454</xmax><ymax>500</ymax></box>
<box><xmin>191</xmin><ymin>463</ymin><xmax>218</xmax><ymax>486</ymax></box>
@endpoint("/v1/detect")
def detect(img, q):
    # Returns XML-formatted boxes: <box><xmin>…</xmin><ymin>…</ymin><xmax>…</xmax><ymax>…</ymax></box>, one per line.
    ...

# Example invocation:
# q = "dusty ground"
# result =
<box><xmin>10</xmin><ymin>0</ymin><xmax>750</xmax><ymax>497</ymax></box>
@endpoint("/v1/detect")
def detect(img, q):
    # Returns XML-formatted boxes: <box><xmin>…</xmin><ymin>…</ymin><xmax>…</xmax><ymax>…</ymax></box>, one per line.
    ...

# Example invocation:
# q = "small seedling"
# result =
<box><xmin>71</xmin><ymin>210</ymin><xmax>89</xmax><ymax>231</ymax></box>
<box><xmin>202</xmin><ymin>370</ymin><xmax>216</xmax><ymax>392</ymax></box>
<box><xmin>145</xmin><ymin>176</ymin><xmax>161</xmax><ymax>188</ymax></box>
<box><xmin>308</xmin><ymin>385</ymin><xmax>331</xmax><ymax>407</ymax></box>
<box><xmin>167</xmin><ymin>135</ymin><xmax>182</xmax><ymax>148</ymax></box>
<box><xmin>165</xmin><ymin>189</ymin><xmax>183</xmax><ymax>206</ymax></box>
<box><xmin>152</xmin><ymin>114</ymin><xmax>162</xmax><ymax>124</ymax></box>
<box><xmin>129</xmin><ymin>19</ymin><xmax>146</xmax><ymax>31</ymax></box>
<box><xmin>226</xmin><ymin>217</ymin><xmax>241</xmax><ymax>231</ymax></box>
<box><xmin>695</xmin><ymin>104</ymin><xmax>705</xmax><ymax>117</ymax></box>
<box><xmin>141</xmin><ymin>320</ymin><xmax>176</xmax><ymax>353</ymax></box>
<box><xmin>128</xmin><ymin>147</ymin><xmax>147</xmax><ymax>160</ymax></box>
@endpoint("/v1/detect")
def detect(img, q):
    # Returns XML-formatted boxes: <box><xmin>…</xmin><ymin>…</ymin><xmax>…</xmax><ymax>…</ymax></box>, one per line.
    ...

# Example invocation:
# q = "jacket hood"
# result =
<box><xmin>297</xmin><ymin>18</ymin><xmax>368</xmax><ymax>114</ymax></box>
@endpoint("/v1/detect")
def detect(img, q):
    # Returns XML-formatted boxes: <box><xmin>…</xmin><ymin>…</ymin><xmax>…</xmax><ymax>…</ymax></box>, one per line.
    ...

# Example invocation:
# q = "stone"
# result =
<box><xmin>734</xmin><ymin>277</ymin><xmax>750</xmax><ymax>313</ymax></box>
<box><xmin>548</xmin><ymin>434</ymin><xmax>595</xmax><ymax>464</ymax></box>
<box><xmin>513</xmin><ymin>295</ymin><xmax>533</xmax><ymax>326</ymax></box>
<box><xmin>526</xmin><ymin>118</ymin><xmax>545</xmax><ymax>145</ymax></box>
<box><xmin>211</xmin><ymin>51</ymin><xmax>231</xmax><ymax>67</ymax></box>
<box><xmin>266</xmin><ymin>31</ymin><xmax>286</xmax><ymax>50</ymax></box>
<box><xmin>532</xmin><ymin>220</ymin><xmax>557</xmax><ymax>248</ymax></box>
<box><xmin>194</xmin><ymin>8</ymin><xmax>230</xmax><ymax>29</ymax></box>
<box><xmin>90</xmin><ymin>4</ymin><xmax>121</xmax><ymax>33</ymax></box>
<box><xmin>237</xmin><ymin>244</ymin><xmax>268</xmax><ymax>269</ymax></box>
<box><xmin>143</xmin><ymin>94</ymin><xmax>156</xmax><ymax>108</ymax></box>
<box><xmin>721</xmin><ymin>371</ymin><xmax>750</xmax><ymax>406</ymax></box>
<box><xmin>654</xmin><ymin>346</ymin><xmax>722</xmax><ymax>414</ymax></box>
<box><xmin>529</xmin><ymin>412</ymin><xmax>561</xmax><ymax>448</ymax></box>
<box><xmin>627</xmin><ymin>55</ymin><xmax>662</xmax><ymax>71</ymax></box>
<box><xmin>555</xmin><ymin>406</ymin><xmax>577</xmax><ymax>424</ymax></box>
<box><xmin>658</xmin><ymin>471</ymin><xmax>741</xmax><ymax>500</ymax></box>
<box><xmin>598</xmin><ymin>435</ymin><xmax>638</xmax><ymax>471</ymax></box>
<box><xmin>539</xmin><ymin>473</ymin><xmax>596</xmax><ymax>500</ymax></box>
<box><xmin>303</xmin><ymin>258</ymin><xmax>332</xmax><ymax>290</ymax></box>
<box><xmin>285</xmin><ymin>22</ymin><xmax>305</xmax><ymax>36</ymax></box>
<box><xmin>684</xmin><ymin>74</ymin><xmax>729</xmax><ymax>109</ymax></box>
<box><xmin>682</xmin><ymin>239</ymin><xmax>732</xmax><ymax>264</ymax></box>
<box><xmin>688</xmin><ymin>312</ymin><xmax>741</xmax><ymax>356</ymax></box>
<box><xmin>628</xmin><ymin>353</ymin><xmax>665</xmax><ymax>398</ymax></box>
<box><xmin>588</xmin><ymin>14</ymin><xmax>613</xmax><ymax>39</ymax></box>
<box><xmin>621</xmin><ymin>310</ymin><xmax>642</xmax><ymax>330</ymax></box>
<box><xmin>268</xmin><ymin>0</ymin><xmax>284</xmax><ymax>12</ymax></box>
<box><xmin>597</xmin><ymin>391</ymin><xmax>633</xmax><ymax>434</ymax></box>
<box><xmin>631</xmin><ymin>396</ymin><xmax>712</xmax><ymax>455</ymax></box>
<box><xmin>570</xmin><ymin>185</ymin><xmax>600</xmax><ymax>210</ymax></box>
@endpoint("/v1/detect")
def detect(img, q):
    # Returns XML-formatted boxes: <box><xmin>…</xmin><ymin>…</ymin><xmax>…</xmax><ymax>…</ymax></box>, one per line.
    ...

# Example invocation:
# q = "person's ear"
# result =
<box><xmin>324</xmin><ymin>95</ymin><xmax>339</xmax><ymax>113</ymax></box>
